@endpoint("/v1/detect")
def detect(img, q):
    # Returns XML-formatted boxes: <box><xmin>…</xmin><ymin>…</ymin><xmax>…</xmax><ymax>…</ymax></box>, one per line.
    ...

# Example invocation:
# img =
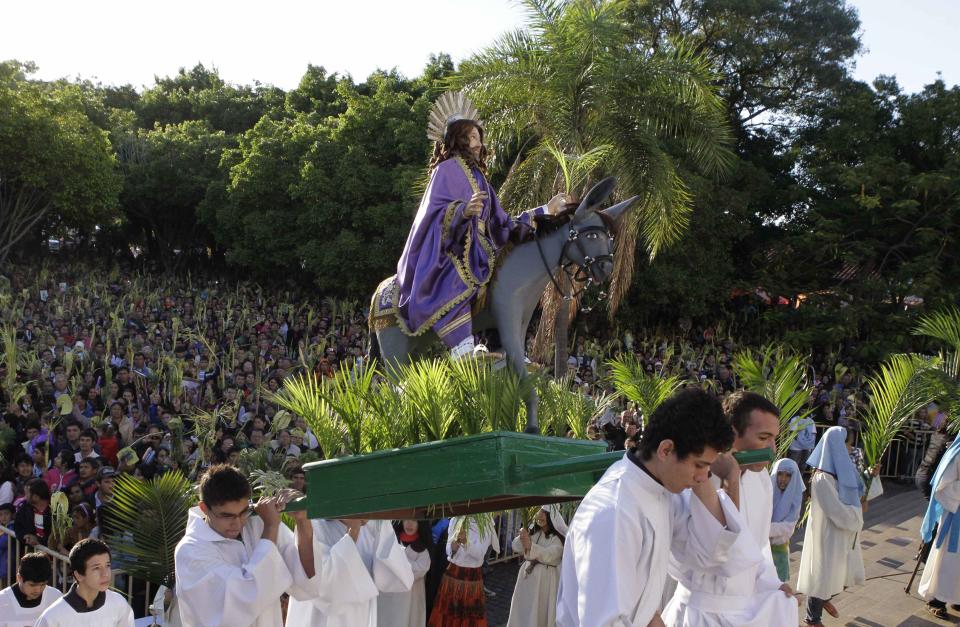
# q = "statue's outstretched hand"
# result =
<box><xmin>546</xmin><ymin>193</ymin><xmax>572</xmax><ymax>215</ymax></box>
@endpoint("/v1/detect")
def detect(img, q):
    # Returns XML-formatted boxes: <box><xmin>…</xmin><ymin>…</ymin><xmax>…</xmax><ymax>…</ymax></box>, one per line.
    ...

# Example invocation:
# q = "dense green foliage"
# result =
<box><xmin>3</xmin><ymin>0</ymin><xmax>959</xmax><ymax>360</ymax></box>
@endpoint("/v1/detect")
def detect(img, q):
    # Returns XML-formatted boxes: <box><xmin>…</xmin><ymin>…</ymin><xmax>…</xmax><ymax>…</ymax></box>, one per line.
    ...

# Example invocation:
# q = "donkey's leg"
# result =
<box><xmin>376</xmin><ymin>327</ymin><xmax>413</xmax><ymax>376</ymax></box>
<box><xmin>498</xmin><ymin>319</ymin><xmax>538</xmax><ymax>434</ymax></box>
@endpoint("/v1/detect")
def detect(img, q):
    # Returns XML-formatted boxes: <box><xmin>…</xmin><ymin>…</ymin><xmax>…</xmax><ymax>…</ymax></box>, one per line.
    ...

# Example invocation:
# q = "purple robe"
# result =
<box><xmin>396</xmin><ymin>157</ymin><xmax>543</xmax><ymax>336</ymax></box>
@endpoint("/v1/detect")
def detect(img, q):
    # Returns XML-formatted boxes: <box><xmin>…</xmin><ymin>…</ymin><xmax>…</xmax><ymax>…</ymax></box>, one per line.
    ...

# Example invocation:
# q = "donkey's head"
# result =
<box><xmin>561</xmin><ymin>177</ymin><xmax>639</xmax><ymax>284</ymax></box>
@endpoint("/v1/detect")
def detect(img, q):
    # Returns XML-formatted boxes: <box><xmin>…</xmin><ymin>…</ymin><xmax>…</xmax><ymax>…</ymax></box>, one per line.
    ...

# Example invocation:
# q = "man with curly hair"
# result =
<box><xmin>556</xmin><ymin>388</ymin><xmax>738</xmax><ymax>627</ymax></box>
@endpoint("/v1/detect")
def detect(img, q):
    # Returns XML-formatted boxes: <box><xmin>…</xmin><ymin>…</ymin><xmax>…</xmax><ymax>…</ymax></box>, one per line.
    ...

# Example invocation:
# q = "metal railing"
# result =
<box><xmin>0</xmin><ymin>524</ymin><xmax>158</xmax><ymax>618</ymax></box>
<box><xmin>813</xmin><ymin>423</ymin><xmax>937</xmax><ymax>481</ymax></box>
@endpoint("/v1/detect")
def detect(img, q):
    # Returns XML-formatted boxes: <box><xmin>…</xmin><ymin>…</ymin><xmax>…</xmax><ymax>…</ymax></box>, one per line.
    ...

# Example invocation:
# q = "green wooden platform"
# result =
<box><xmin>288</xmin><ymin>431</ymin><xmax>619</xmax><ymax>520</ymax></box>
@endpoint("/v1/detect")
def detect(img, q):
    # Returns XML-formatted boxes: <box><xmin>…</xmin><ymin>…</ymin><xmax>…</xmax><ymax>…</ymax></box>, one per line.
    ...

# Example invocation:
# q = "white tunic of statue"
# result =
<box><xmin>919</xmin><ymin>453</ymin><xmax>960</xmax><ymax>603</ymax></box>
<box><xmin>796</xmin><ymin>472</ymin><xmax>865</xmax><ymax>599</ymax></box>
<box><xmin>377</xmin><ymin>543</ymin><xmax>431</xmax><ymax>627</ymax></box>
<box><xmin>556</xmin><ymin>455</ymin><xmax>739</xmax><ymax>627</ymax></box>
<box><xmin>286</xmin><ymin>519</ymin><xmax>414</xmax><ymax>627</ymax></box>
<box><xmin>506</xmin><ymin>529</ymin><xmax>564</xmax><ymax>627</ymax></box>
<box><xmin>173</xmin><ymin>506</ymin><xmax>319</xmax><ymax>627</ymax></box>
<box><xmin>662</xmin><ymin>469</ymin><xmax>798</xmax><ymax>626</ymax></box>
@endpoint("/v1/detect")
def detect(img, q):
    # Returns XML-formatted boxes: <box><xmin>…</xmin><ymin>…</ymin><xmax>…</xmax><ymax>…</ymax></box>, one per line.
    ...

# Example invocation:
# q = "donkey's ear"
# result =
<box><xmin>601</xmin><ymin>196</ymin><xmax>640</xmax><ymax>222</ymax></box>
<box><xmin>574</xmin><ymin>177</ymin><xmax>617</xmax><ymax>221</ymax></box>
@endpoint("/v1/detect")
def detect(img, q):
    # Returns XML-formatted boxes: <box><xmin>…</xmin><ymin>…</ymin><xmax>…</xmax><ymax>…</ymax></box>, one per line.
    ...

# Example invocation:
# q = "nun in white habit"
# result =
<box><xmin>506</xmin><ymin>505</ymin><xmax>567</xmax><ymax>627</ymax></box>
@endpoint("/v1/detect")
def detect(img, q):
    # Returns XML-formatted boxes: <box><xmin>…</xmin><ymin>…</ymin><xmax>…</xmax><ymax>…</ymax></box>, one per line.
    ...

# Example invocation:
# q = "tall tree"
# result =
<box><xmin>119</xmin><ymin>120</ymin><xmax>233</xmax><ymax>272</ymax></box>
<box><xmin>0</xmin><ymin>61</ymin><xmax>121</xmax><ymax>266</ymax></box>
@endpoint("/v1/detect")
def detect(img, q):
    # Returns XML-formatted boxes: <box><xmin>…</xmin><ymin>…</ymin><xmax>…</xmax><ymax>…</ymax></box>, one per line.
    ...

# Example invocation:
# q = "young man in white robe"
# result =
<box><xmin>0</xmin><ymin>553</ymin><xmax>62</xmax><ymax>627</ymax></box>
<box><xmin>918</xmin><ymin>434</ymin><xmax>960</xmax><ymax>619</ymax></box>
<box><xmin>556</xmin><ymin>387</ymin><xmax>738</xmax><ymax>627</ymax></box>
<box><xmin>506</xmin><ymin>505</ymin><xmax>567</xmax><ymax>627</ymax></box>
<box><xmin>378</xmin><ymin>520</ymin><xmax>432</xmax><ymax>627</ymax></box>
<box><xmin>796</xmin><ymin>426</ymin><xmax>866</xmax><ymax>627</ymax></box>
<box><xmin>34</xmin><ymin>538</ymin><xmax>135</xmax><ymax>626</ymax></box>
<box><xmin>286</xmin><ymin>517</ymin><xmax>414</xmax><ymax>627</ymax></box>
<box><xmin>663</xmin><ymin>391</ymin><xmax>799</xmax><ymax>627</ymax></box>
<box><xmin>173</xmin><ymin>464</ymin><xmax>320</xmax><ymax>627</ymax></box>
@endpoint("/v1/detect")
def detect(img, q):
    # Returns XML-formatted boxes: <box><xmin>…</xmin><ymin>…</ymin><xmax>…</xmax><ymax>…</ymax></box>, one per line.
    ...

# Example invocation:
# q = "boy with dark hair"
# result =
<box><xmin>74</xmin><ymin>429</ymin><xmax>101</xmax><ymax>465</ymax></box>
<box><xmin>174</xmin><ymin>464</ymin><xmax>319</xmax><ymax>626</ymax></box>
<box><xmin>14</xmin><ymin>477</ymin><xmax>52</xmax><ymax>547</ymax></box>
<box><xmin>557</xmin><ymin>388</ymin><xmax>738</xmax><ymax>626</ymax></box>
<box><xmin>34</xmin><ymin>538</ymin><xmax>134</xmax><ymax>625</ymax></box>
<box><xmin>0</xmin><ymin>552</ymin><xmax>63</xmax><ymax>625</ymax></box>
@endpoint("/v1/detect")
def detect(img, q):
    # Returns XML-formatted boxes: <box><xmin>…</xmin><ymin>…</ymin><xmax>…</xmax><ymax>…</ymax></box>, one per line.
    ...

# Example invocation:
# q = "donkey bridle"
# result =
<box><xmin>535</xmin><ymin>220</ymin><xmax>615</xmax><ymax>301</ymax></box>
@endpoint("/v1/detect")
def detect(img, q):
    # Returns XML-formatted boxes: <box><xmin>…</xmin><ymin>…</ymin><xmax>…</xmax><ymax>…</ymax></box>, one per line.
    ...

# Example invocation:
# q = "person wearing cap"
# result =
<box><xmin>395</xmin><ymin>92</ymin><xmax>567</xmax><ymax>361</ymax></box>
<box><xmin>506</xmin><ymin>506</ymin><xmax>567</xmax><ymax>626</ymax></box>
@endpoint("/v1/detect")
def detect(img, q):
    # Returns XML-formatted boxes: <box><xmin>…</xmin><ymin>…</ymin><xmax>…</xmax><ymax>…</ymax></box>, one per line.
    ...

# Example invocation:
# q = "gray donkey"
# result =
<box><xmin>369</xmin><ymin>177</ymin><xmax>638</xmax><ymax>433</ymax></box>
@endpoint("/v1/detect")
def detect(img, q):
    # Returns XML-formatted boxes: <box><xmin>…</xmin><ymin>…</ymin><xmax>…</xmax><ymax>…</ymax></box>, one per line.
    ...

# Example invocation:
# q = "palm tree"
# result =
<box><xmin>454</xmin><ymin>0</ymin><xmax>733</xmax><ymax>369</ymax></box>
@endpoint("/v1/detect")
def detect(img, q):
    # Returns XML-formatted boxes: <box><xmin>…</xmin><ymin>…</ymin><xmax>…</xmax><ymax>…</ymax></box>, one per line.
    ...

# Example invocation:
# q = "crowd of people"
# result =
<box><xmin>0</xmin><ymin>260</ymin><xmax>956</xmax><ymax>626</ymax></box>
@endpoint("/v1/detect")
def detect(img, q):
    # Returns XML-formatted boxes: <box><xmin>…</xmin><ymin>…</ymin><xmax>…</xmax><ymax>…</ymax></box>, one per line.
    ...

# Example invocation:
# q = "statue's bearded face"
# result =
<box><xmin>467</xmin><ymin>126</ymin><xmax>482</xmax><ymax>159</ymax></box>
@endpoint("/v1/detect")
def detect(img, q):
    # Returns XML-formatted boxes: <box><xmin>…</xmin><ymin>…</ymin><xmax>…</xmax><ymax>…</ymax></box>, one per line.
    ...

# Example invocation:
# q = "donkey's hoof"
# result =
<box><xmin>523</xmin><ymin>424</ymin><xmax>540</xmax><ymax>435</ymax></box>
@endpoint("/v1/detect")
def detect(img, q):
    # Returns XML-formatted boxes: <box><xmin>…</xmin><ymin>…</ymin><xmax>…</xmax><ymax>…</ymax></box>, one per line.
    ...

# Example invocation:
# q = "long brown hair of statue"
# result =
<box><xmin>429</xmin><ymin>119</ymin><xmax>489</xmax><ymax>175</ymax></box>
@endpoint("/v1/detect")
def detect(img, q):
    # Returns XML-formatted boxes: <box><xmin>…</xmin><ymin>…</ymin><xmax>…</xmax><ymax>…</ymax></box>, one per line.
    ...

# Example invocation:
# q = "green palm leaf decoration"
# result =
<box><xmin>319</xmin><ymin>360</ymin><xmax>378</xmax><ymax>455</ymax></box>
<box><xmin>449</xmin><ymin>358</ymin><xmax>537</xmax><ymax>434</ymax></box>
<box><xmin>607</xmin><ymin>355</ymin><xmax>682</xmax><ymax>422</ymax></box>
<box><xmin>267</xmin><ymin>373</ymin><xmax>345</xmax><ymax>459</ymax></box>
<box><xmin>732</xmin><ymin>345</ymin><xmax>814</xmax><ymax>457</ymax></box>
<box><xmin>859</xmin><ymin>354</ymin><xmax>936</xmax><ymax>492</ymax></box>
<box><xmin>390</xmin><ymin>359</ymin><xmax>458</xmax><ymax>442</ymax></box>
<box><xmin>105</xmin><ymin>472</ymin><xmax>196</xmax><ymax>586</ymax></box>
<box><xmin>914</xmin><ymin>306</ymin><xmax>960</xmax><ymax>351</ymax></box>
<box><xmin>536</xmin><ymin>376</ymin><xmax>613</xmax><ymax>439</ymax></box>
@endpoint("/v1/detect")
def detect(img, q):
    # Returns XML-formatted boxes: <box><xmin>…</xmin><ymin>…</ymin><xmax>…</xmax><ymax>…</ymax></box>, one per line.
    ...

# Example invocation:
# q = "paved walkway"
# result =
<box><xmin>484</xmin><ymin>482</ymin><xmax>958</xmax><ymax>626</ymax></box>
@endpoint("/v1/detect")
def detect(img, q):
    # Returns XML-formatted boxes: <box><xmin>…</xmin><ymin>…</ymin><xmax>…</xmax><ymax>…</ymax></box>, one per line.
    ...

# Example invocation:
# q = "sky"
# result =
<box><xmin>2</xmin><ymin>0</ymin><xmax>957</xmax><ymax>95</ymax></box>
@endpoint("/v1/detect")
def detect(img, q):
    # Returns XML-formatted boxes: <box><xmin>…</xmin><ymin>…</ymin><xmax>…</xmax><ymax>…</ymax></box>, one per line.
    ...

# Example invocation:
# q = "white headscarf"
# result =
<box><xmin>545</xmin><ymin>504</ymin><xmax>568</xmax><ymax>537</ymax></box>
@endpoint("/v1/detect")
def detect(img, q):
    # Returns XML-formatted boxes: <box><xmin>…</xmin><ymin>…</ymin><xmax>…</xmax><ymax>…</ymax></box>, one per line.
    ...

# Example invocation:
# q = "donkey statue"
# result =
<box><xmin>369</xmin><ymin>177</ymin><xmax>637</xmax><ymax>433</ymax></box>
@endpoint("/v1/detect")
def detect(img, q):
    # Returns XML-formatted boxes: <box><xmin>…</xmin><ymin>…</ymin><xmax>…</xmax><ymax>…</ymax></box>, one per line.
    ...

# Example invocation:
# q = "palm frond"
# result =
<box><xmin>914</xmin><ymin>307</ymin><xmax>960</xmax><ymax>352</ymax></box>
<box><xmin>389</xmin><ymin>359</ymin><xmax>458</xmax><ymax>442</ymax></box>
<box><xmin>732</xmin><ymin>346</ymin><xmax>814</xmax><ymax>457</ymax></box>
<box><xmin>860</xmin><ymin>354</ymin><xmax>937</xmax><ymax>484</ymax></box>
<box><xmin>105</xmin><ymin>472</ymin><xmax>196</xmax><ymax>586</ymax></box>
<box><xmin>606</xmin><ymin>355</ymin><xmax>682</xmax><ymax>421</ymax></box>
